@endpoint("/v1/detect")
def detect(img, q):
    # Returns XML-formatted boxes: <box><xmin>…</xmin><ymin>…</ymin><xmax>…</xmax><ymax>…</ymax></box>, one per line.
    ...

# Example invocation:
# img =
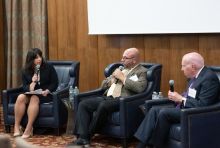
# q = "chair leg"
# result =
<box><xmin>5</xmin><ymin>125</ymin><xmax>11</xmax><ymax>133</ymax></box>
<box><xmin>122</xmin><ymin>138</ymin><xmax>128</xmax><ymax>148</ymax></box>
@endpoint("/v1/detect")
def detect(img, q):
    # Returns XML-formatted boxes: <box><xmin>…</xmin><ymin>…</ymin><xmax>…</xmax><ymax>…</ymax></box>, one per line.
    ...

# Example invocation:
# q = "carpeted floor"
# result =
<box><xmin>0</xmin><ymin>105</ymin><xmax>137</xmax><ymax>148</ymax></box>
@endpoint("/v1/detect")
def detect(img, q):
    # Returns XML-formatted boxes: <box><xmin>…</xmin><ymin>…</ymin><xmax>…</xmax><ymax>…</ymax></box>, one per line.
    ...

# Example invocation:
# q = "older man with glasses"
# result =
<box><xmin>68</xmin><ymin>48</ymin><xmax>148</xmax><ymax>147</ymax></box>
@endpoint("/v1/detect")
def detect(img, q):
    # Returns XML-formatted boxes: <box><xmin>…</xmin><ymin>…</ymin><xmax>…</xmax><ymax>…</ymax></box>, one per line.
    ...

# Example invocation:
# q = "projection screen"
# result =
<box><xmin>87</xmin><ymin>0</ymin><xmax>220</xmax><ymax>34</ymax></box>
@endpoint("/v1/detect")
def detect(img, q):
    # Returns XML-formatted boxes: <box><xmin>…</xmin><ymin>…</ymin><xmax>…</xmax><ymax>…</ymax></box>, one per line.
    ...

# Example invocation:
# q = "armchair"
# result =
<box><xmin>2</xmin><ymin>60</ymin><xmax>80</xmax><ymax>135</ymax></box>
<box><xmin>74</xmin><ymin>62</ymin><xmax>162</xmax><ymax>147</ymax></box>
<box><xmin>142</xmin><ymin>66</ymin><xmax>220</xmax><ymax>148</ymax></box>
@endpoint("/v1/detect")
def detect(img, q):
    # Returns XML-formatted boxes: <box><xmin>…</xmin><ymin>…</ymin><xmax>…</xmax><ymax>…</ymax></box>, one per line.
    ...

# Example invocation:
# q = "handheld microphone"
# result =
<box><xmin>169</xmin><ymin>80</ymin><xmax>174</xmax><ymax>92</ymax></box>
<box><xmin>115</xmin><ymin>66</ymin><xmax>124</xmax><ymax>84</ymax></box>
<box><xmin>119</xmin><ymin>65</ymin><xmax>124</xmax><ymax>71</ymax></box>
<box><xmin>35</xmin><ymin>64</ymin><xmax>40</xmax><ymax>74</ymax></box>
<box><xmin>35</xmin><ymin>64</ymin><xmax>40</xmax><ymax>85</ymax></box>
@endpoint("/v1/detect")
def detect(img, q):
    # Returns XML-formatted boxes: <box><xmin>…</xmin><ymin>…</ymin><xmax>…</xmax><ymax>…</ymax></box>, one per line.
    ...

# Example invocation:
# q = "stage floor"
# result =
<box><xmin>0</xmin><ymin>105</ymin><xmax>137</xmax><ymax>147</ymax></box>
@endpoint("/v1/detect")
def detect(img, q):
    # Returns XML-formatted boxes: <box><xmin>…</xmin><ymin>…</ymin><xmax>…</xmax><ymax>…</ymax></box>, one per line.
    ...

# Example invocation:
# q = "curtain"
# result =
<box><xmin>4</xmin><ymin>0</ymin><xmax>48</xmax><ymax>88</ymax></box>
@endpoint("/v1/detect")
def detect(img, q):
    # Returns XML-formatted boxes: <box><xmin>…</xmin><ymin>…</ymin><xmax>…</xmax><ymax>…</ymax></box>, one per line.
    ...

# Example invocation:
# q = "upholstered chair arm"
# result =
<box><xmin>181</xmin><ymin>103</ymin><xmax>220</xmax><ymax>148</ymax></box>
<box><xmin>2</xmin><ymin>87</ymin><xmax>24</xmax><ymax>104</ymax></box>
<box><xmin>76</xmin><ymin>88</ymin><xmax>104</xmax><ymax>98</ymax></box>
<box><xmin>138</xmin><ymin>99</ymin><xmax>174</xmax><ymax>114</ymax></box>
<box><xmin>119</xmin><ymin>93</ymin><xmax>152</xmax><ymax>137</ymax></box>
<box><xmin>2</xmin><ymin>87</ymin><xmax>24</xmax><ymax>127</ymax></box>
<box><xmin>74</xmin><ymin>88</ymin><xmax>105</xmax><ymax>111</ymax></box>
<box><xmin>52</xmin><ymin>87</ymin><xmax>69</xmax><ymax>99</ymax></box>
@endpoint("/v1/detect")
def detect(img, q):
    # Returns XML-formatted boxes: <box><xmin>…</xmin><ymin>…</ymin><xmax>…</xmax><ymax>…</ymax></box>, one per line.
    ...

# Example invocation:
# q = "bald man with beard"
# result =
<box><xmin>135</xmin><ymin>52</ymin><xmax>220</xmax><ymax>148</ymax></box>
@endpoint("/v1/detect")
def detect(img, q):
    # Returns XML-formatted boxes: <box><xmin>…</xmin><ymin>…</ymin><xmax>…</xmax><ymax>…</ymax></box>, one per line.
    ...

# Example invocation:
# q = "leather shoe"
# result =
<box><xmin>67</xmin><ymin>138</ymin><xmax>90</xmax><ymax>147</ymax></box>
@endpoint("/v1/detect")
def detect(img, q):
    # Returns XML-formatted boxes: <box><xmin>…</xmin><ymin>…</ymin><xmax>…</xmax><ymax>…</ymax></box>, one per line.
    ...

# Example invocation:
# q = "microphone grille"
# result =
<box><xmin>119</xmin><ymin>66</ymin><xmax>124</xmax><ymax>70</ymax></box>
<box><xmin>36</xmin><ymin>64</ymin><xmax>40</xmax><ymax>69</ymax></box>
<box><xmin>169</xmin><ymin>80</ymin><xmax>174</xmax><ymax>85</ymax></box>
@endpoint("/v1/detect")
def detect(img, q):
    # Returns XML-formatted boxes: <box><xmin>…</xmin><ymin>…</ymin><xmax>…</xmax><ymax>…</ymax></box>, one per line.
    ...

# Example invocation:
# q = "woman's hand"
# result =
<box><xmin>42</xmin><ymin>89</ymin><xmax>50</xmax><ymax>96</ymax></box>
<box><xmin>32</xmin><ymin>74</ymin><xmax>38</xmax><ymax>83</ymax></box>
<box><xmin>29</xmin><ymin>74</ymin><xmax>38</xmax><ymax>91</ymax></box>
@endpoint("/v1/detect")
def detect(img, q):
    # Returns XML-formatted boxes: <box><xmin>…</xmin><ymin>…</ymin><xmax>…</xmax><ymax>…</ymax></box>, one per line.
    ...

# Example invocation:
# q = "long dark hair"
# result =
<box><xmin>24</xmin><ymin>48</ymin><xmax>45</xmax><ymax>74</ymax></box>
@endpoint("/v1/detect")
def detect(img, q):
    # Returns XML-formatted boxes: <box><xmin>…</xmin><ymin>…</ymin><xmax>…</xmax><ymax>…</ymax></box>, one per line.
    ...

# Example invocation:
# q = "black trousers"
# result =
<box><xmin>75</xmin><ymin>96</ymin><xmax>120</xmax><ymax>139</ymax></box>
<box><xmin>134</xmin><ymin>106</ymin><xmax>181</xmax><ymax>147</ymax></box>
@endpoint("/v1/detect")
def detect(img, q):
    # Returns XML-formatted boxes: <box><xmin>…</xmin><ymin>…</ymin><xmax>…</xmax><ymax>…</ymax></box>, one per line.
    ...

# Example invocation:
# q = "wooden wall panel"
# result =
<box><xmin>169</xmin><ymin>35</ymin><xmax>199</xmax><ymax>92</ymax></box>
<box><xmin>47</xmin><ymin>0</ymin><xmax>58</xmax><ymax>59</ymax></box>
<box><xmin>47</xmin><ymin>0</ymin><xmax>220</xmax><ymax>96</ymax></box>
<box><xmin>120</xmin><ymin>35</ymin><xmax>145</xmax><ymax>60</ymax></box>
<box><xmin>75</xmin><ymin>0</ymin><xmax>99</xmax><ymax>90</ymax></box>
<box><xmin>98</xmin><ymin>35</ymin><xmax>121</xmax><ymax>83</ymax></box>
<box><xmin>199</xmin><ymin>34</ymin><xmax>220</xmax><ymax>66</ymax></box>
<box><xmin>48</xmin><ymin>0</ymin><xmax>99</xmax><ymax>90</ymax></box>
<box><xmin>144</xmin><ymin>35</ymin><xmax>170</xmax><ymax>93</ymax></box>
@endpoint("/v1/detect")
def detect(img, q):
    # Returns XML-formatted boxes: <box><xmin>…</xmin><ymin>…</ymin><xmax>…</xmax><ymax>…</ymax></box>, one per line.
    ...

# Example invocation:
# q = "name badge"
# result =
<box><xmin>188</xmin><ymin>88</ymin><xmax>197</xmax><ymax>98</ymax></box>
<box><xmin>129</xmin><ymin>74</ymin><xmax>138</xmax><ymax>81</ymax></box>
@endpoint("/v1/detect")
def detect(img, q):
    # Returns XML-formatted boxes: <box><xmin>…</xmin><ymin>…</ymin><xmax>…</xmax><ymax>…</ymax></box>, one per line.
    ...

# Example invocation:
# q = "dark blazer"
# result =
<box><xmin>185</xmin><ymin>66</ymin><xmax>220</xmax><ymax>108</ymax></box>
<box><xmin>22</xmin><ymin>62</ymin><xmax>58</xmax><ymax>93</ymax></box>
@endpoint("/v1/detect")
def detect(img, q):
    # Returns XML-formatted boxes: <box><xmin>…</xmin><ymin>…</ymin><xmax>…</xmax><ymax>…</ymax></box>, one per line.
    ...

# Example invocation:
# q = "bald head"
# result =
<box><xmin>181</xmin><ymin>52</ymin><xmax>205</xmax><ymax>78</ymax></box>
<box><xmin>125</xmin><ymin>47</ymin><xmax>140</xmax><ymax>61</ymax></box>
<box><xmin>182</xmin><ymin>52</ymin><xmax>204</xmax><ymax>70</ymax></box>
<box><xmin>122</xmin><ymin>48</ymin><xmax>140</xmax><ymax>68</ymax></box>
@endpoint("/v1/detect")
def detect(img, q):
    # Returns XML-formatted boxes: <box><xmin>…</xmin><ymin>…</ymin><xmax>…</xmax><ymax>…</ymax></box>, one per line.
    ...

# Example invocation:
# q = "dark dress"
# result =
<box><xmin>22</xmin><ymin>62</ymin><xmax>58</xmax><ymax>103</ymax></box>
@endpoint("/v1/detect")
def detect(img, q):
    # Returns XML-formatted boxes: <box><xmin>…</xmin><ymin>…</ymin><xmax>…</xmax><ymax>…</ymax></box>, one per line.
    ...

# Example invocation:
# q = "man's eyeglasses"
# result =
<box><xmin>122</xmin><ymin>56</ymin><xmax>134</xmax><ymax>60</ymax></box>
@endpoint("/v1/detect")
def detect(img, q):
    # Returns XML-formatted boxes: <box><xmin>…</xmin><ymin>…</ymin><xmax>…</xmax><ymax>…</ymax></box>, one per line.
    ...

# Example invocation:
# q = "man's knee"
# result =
<box><xmin>97</xmin><ymin>101</ymin><xmax>108</xmax><ymax>111</ymax></box>
<box><xmin>158</xmin><ymin>108</ymin><xmax>170</xmax><ymax>120</ymax></box>
<box><xmin>78</xmin><ymin>100</ymin><xmax>88</xmax><ymax>110</ymax></box>
<box><xmin>148</xmin><ymin>107</ymin><xmax>160</xmax><ymax>116</ymax></box>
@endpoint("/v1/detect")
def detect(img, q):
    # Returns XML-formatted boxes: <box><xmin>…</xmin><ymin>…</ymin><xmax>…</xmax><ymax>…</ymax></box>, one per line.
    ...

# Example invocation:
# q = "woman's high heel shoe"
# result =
<box><xmin>21</xmin><ymin>128</ymin><xmax>33</xmax><ymax>139</ymax></box>
<box><xmin>13</xmin><ymin>126</ymin><xmax>24</xmax><ymax>137</ymax></box>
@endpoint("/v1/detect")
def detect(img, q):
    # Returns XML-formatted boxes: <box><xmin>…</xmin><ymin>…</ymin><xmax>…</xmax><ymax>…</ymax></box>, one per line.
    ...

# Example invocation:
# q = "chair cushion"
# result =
<box><xmin>38</xmin><ymin>103</ymin><xmax>54</xmax><ymax>116</ymax></box>
<box><xmin>54</xmin><ymin>66</ymin><xmax>70</xmax><ymax>85</ymax></box>
<box><xmin>169</xmin><ymin>124</ymin><xmax>181</xmax><ymax>141</ymax></box>
<box><xmin>56</xmin><ymin>83</ymin><xmax>68</xmax><ymax>91</ymax></box>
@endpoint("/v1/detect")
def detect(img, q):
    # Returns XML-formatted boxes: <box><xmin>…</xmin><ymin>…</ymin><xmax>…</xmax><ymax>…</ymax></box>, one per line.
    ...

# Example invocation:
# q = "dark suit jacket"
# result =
<box><xmin>134</xmin><ymin>66</ymin><xmax>220</xmax><ymax>146</ymax></box>
<box><xmin>22</xmin><ymin>62</ymin><xmax>58</xmax><ymax>93</ymax></box>
<box><xmin>185</xmin><ymin>66</ymin><xmax>220</xmax><ymax>108</ymax></box>
<box><xmin>101</xmin><ymin>64</ymin><xmax>148</xmax><ymax>97</ymax></box>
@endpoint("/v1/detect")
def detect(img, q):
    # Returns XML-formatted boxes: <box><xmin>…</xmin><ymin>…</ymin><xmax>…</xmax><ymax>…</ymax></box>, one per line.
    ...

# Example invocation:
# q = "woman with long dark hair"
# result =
<box><xmin>13</xmin><ymin>48</ymin><xmax>58</xmax><ymax>138</ymax></box>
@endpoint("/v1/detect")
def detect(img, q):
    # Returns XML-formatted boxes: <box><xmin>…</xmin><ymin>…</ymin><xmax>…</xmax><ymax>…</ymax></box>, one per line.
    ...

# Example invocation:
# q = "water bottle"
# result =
<box><xmin>152</xmin><ymin>91</ymin><xmax>158</xmax><ymax>100</ymax></box>
<box><xmin>73</xmin><ymin>86</ymin><xmax>79</xmax><ymax>99</ymax></box>
<box><xmin>69</xmin><ymin>86</ymin><xmax>74</xmax><ymax>102</ymax></box>
<box><xmin>158</xmin><ymin>92</ymin><xmax>163</xmax><ymax>99</ymax></box>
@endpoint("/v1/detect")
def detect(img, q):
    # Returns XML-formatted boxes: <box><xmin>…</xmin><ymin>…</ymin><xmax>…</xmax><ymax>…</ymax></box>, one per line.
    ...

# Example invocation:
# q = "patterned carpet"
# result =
<box><xmin>0</xmin><ymin>105</ymin><xmax>137</xmax><ymax>148</ymax></box>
